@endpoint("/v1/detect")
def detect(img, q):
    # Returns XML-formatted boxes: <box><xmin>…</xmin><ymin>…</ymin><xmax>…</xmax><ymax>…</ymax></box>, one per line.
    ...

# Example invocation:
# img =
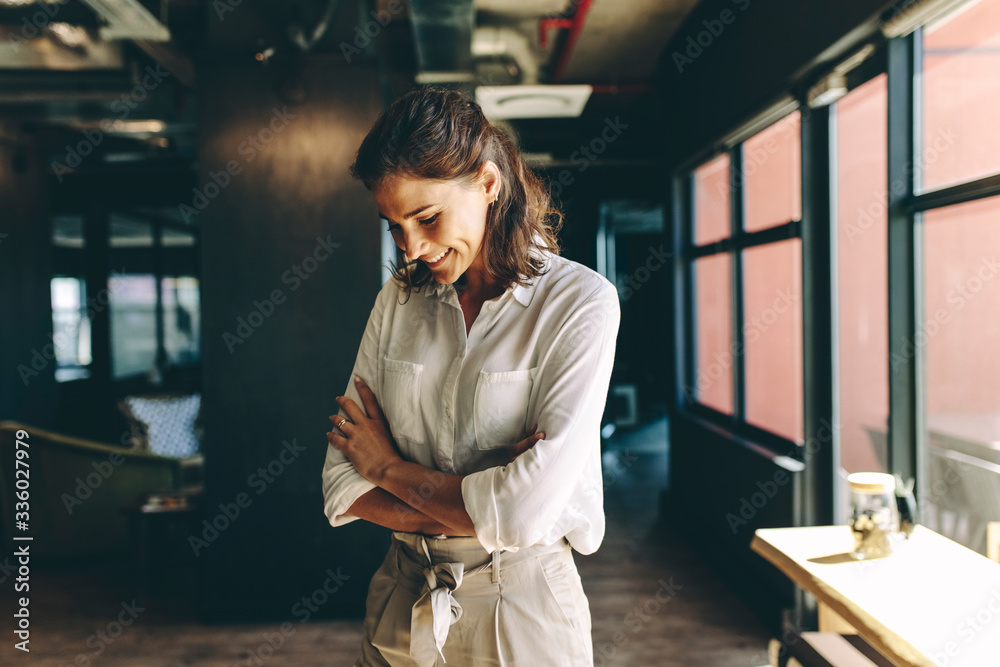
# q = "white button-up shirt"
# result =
<box><xmin>321</xmin><ymin>246</ymin><xmax>621</xmax><ymax>554</ymax></box>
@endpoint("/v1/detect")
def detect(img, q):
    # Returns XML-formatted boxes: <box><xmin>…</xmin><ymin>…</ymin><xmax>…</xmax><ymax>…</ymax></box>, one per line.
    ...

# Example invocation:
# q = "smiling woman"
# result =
<box><xmin>320</xmin><ymin>87</ymin><xmax>621</xmax><ymax>667</ymax></box>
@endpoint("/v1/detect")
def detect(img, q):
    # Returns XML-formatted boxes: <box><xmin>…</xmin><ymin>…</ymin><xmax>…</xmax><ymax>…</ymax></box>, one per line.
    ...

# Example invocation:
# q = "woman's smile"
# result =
<box><xmin>423</xmin><ymin>247</ymin><xmax>453</xmax><ymax>267</ymax></box>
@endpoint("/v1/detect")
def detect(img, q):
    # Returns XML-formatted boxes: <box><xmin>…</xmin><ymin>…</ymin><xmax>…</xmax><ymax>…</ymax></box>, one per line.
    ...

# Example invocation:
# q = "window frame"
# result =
<box><xmin>678</xmin><ymin>122</ymin><xmax>806</xmax><ymax>456</ymax></box>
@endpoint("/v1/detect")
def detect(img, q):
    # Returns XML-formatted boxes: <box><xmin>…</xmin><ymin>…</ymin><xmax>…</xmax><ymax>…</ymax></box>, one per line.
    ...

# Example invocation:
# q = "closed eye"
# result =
<box><xmin>384</xmin><ymin>213</ymin><xmax>439</xmax><ymax>233</ymax></box>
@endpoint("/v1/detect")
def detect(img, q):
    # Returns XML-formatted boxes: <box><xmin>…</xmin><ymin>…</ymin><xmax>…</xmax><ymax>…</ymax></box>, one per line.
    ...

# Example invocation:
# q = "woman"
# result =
<box><xmin>321</xmin><ymin>87</ymin><xmax>620</xmax><ymax>666</ymax></box>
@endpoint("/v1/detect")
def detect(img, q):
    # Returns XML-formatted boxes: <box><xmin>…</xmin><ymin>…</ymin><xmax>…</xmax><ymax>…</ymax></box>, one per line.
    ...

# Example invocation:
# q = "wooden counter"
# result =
<box><xmin>751</xmin><ymin>525</ymin><xmax>1000</xmax><ymax>667</ymax></box>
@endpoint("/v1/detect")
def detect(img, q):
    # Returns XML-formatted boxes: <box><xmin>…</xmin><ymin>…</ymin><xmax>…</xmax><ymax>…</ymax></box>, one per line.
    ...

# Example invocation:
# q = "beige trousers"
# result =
<box><xmin>354</xmin><ymin>531</ymin><xmax>593</xmax><ymax>666</ymax></box>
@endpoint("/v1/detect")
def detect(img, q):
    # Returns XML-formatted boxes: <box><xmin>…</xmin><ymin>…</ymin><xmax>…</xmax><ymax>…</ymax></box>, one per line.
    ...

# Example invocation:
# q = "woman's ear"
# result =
<box><xmin>480</xmin><ymin>160</ymin><xmax>502</xmax><ymax>202</ymax></box>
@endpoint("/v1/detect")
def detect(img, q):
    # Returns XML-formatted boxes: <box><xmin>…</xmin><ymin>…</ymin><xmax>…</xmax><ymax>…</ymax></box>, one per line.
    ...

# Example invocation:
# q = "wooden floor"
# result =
<box><xmin>1</xmin><ymin>420</ymin><xmax>771</xmax><ymax>666</ymax></box>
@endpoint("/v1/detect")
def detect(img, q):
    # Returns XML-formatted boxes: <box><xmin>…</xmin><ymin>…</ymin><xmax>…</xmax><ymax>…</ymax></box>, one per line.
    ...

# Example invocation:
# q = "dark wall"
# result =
<box><xmin>0</xmin><ymin>124</ymin><xmax>57</xmax><ymax>427</ymax></box>
<box><xmin>195</xmin><ymin>57</ymin><xmax>389</xmax><ymax>620</ymax></box>
<box><xmin>656</xmin><ymin>0</ymin><xmax>897</xmax><ymax>170</ymax></box>
<box><xmin>667</xmin><ymin>418</ymin><xmax>800</xmax><ymax>631</ymax></box>
<box><xmin>545</xmin><ymin>165</ymin><xmax>671</xmax><ymax>419</ymax></box>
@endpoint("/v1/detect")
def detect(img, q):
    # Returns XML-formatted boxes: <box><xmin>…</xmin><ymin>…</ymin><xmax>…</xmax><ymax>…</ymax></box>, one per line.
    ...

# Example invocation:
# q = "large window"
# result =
<box><xmin>675</xmin><ymin>1</ymin><xmax>1000</xmax><ymax>549</ymax></box>
<box><xmin>51</xmin><ymin>211</ymin><xmax>201</xmax><ymax>383</ymax></box>
<box><xmin>684</xmin><ymin>111</ymin><xmax>803</xmax><ymax>446</ymax></box>
<box><xmin>911</xmin><ymin>2</ymin><xmax>1000</xmax><ymax>555</ymax></box>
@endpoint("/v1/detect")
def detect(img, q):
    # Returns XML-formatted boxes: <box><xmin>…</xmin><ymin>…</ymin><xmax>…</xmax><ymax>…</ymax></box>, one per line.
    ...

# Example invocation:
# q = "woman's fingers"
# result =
<box><xmin>510</xmin><ymin>429</ymin><xmax>545</xmax><ymax>461</ymax></box>
<box><xmin>326</xmin><ymin>429</ymin><xmax>349</xmax><ymax>457</ymax></box>
<box><xmin>353</xmin><ymin>376</ymin><xmax>385</xmax><ymax>422</ymax></box>
<box><xmin>334</xmin><ymin>394</ymin><xmax>366</xmax><ymax>425</ymax></box>
<box><xmin>328</xmin><ymin>413</ymin><xmax>350</xmax><ymax>434</ymax></box>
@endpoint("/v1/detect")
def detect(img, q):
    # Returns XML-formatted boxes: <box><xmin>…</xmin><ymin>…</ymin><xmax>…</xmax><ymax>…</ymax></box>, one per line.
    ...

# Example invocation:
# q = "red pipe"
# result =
<box><xmin>589</xmin><ymin>84</ymin><xmax>654</xmax><ymax>95</ymax></box>
<box><xmin>547</xmin><ymin>0</ymin><xmax>594</xmax><ymax>84</ymax></box>
<box><xmin>538</xmin><ymin>18</ymin><xmax>573</xmax><ymax>49</ymax></box>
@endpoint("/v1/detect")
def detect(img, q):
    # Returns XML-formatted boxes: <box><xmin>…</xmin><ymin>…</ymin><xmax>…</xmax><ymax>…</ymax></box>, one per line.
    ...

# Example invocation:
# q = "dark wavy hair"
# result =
<box><xmin>349</xmin><ymin>86</ymin><xmax>563</xmax><ymax>299</ymax></box>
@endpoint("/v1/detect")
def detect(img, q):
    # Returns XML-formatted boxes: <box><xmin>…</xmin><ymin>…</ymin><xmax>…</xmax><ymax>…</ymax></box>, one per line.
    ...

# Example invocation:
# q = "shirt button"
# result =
<box><xmin>444</xmin><ymin>407</ymin><xmax>451</xmax><ymax>417</ymax></box>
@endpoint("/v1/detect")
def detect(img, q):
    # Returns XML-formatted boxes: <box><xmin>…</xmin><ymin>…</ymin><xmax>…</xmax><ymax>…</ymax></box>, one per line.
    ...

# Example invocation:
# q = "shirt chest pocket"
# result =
<box><xmin>473</xmin><ymin>367</ymin><xmax>538</xmax><ymax>451</ymax></box>
<box><xmin>379</xmin><ymin>357</ymin><xmax>426</xmax><ymax>446</ymax></box>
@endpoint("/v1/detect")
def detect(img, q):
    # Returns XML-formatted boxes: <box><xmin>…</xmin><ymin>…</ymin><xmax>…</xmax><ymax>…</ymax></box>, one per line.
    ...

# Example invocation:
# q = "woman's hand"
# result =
<box><xmin>509</xmin><ymin>423</ymin><xmax>545</xmax><ymax>463</ymax></box>
<box><xmin>327</xmin><ymin>377</ymin><xmax>402</xmax><ymax>484</ymax></box>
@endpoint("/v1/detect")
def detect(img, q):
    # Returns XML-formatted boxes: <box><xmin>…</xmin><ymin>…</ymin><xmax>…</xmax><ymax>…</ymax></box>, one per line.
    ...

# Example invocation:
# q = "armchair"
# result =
<box><xmin>0</xmin><ymin>421</ymin><xmax>184</xmax><ymax>560</ymax></box>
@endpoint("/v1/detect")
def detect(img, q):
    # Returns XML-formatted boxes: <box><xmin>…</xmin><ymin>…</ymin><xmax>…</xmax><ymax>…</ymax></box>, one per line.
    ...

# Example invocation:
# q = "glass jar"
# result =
<box><xmin>848</xmin><ymin>472</ymin><xmax>898</xmax><ymax>560</ymax></box>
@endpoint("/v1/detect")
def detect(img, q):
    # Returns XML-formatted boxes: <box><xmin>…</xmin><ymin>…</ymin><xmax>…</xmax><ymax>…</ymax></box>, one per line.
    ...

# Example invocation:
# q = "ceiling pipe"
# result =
<box><xmin>472</xmin><ymin>25</ymin><xmax>538</xmax><ymax>85</ymax></box>
<box><xmin>538</xmin><ymin>18</ymin><xmax>572</xmax><ymax>49</ymax></box>
<box><xmin>547</xmin><ymin>0</ymin><xmax>593</xmax><ymax>84</ymax></box>
<box><xmin>589</xmin><ymin>83</ymin><xmax>653</xmax><ymax>95</ymax></box>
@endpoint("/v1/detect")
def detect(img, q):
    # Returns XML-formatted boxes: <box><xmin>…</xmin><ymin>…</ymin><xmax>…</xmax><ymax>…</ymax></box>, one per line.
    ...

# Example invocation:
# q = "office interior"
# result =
<box><xmin>1</xmin><ymin>0</ymin><xmax>999</xmax><ymax>665</ymax></box>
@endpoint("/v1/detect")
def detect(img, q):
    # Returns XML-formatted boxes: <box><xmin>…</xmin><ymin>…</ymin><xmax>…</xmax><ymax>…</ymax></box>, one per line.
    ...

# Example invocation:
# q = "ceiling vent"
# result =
<box><xmin>475</xmin><ymin>84</ymin><xmax>592</xmax><ymax>119</ymax></box>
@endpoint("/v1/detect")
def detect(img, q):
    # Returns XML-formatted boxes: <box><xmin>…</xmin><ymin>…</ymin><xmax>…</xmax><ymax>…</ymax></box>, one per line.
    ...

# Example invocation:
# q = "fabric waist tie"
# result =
<box><xmin>390</xmin><ymin>531</ymin><xmax>570</xmax><ymax>666</ymax></box>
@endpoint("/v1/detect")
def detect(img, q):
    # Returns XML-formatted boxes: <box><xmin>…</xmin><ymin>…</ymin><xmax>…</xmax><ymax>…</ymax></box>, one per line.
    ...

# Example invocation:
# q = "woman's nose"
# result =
<box><xmin>402</xmin><ymin>228</ymin><xmax>428</xmax><ymax>259</ymax></box>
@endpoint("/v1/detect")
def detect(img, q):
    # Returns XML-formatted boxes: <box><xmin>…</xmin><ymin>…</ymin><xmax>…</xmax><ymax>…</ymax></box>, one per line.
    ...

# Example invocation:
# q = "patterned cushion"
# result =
<box><xmin>120</xmin><ymin>393</ymin><xmax>201</xmax><ymax>459</ymax></box>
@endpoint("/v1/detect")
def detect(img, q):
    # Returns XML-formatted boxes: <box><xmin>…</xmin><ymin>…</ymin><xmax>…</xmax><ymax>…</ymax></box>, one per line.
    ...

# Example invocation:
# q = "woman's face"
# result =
<box><xmin>373</xmin><ymin>162</ymin><xmax>501</xmax><ymax>286</ymax></box>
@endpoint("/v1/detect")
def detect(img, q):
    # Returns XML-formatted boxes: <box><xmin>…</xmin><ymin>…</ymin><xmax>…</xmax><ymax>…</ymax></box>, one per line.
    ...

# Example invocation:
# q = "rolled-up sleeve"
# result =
<box><xmin>321</xmin><ymin>280</ymin><xmax>390</xmax><ymax>527</ymax></box>
<box><xmin>461</xmin><ymin>281</ymin><xmax>621</xmax><ymax>552</ymax></box>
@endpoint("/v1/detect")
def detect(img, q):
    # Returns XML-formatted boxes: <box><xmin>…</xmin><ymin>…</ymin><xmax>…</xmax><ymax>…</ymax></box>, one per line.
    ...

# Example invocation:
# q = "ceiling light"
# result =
<box><xmin>807</xmin><ymin>73</ymin><xmax>848</xmax><ymax>108</ymax></box>
<box><xmin>880</xmin><ymin>0</ymin><xmax>981</xmax><ymax>38</ymax></box>
<box><xmin>46</xmin><ymin>22</ymin><xmax>89</xmax><ymax>49</ymax></box>
<box><xmin>108</xmin><ymin>120</ymin><xmax>166</xmax><ymax>133</ymax></box>
<box><xmin>70</xmin><ymin>119</ymin><xmax>167</xmax><ymax>134</ymax></box>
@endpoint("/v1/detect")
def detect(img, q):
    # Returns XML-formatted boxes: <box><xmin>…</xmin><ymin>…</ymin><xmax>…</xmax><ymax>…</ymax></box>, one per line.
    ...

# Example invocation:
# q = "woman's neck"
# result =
<box><xmin>456</xmin><ymin>268</ymin><xmax>503</xmax><ymax>303</ymax></box>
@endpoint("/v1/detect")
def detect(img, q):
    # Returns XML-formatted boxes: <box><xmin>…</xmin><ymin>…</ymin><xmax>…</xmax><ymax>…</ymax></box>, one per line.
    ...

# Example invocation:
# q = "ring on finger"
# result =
<box><xmin>336</xmin><ymin>417</ymin><xmax>350</xmax><ymax>430</ymax></box>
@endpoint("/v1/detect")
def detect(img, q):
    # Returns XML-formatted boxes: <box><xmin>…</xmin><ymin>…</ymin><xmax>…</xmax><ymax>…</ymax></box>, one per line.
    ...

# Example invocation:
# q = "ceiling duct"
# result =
<box><xmin>78</xmin><ymin>0</ymin><xmax>170</xmax><ymax>42</ymax></box>
<box><xmin>470</xmin><ymin>0</ymin><xmax>573</xmax><ymax>86</ymax></box>
<box><xmin>474</xmin><ymin>0</ymin><xmax>572</xmax><ymax>20</ymax></box>
<box><xmin>471</xmin><ymin>24</ymin><xmax>537</xmax><ymax>84</ymax></box>
<box><xmin>406</xmin><ymin>0</ymin><xmax>591</xmax><ymax>119</ymax></box>
<box><xmin>408</xmin><ymin>0</ymin><xmax>476</xmax><ymax>84</ymax></box>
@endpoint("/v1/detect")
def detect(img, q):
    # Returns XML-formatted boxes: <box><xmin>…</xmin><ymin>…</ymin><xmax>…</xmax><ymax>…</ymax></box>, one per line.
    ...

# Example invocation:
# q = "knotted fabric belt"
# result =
<box><xmin>390</xmin><ymin>531</ymin><xmax>569</xmax><ymax>666</ymax></box>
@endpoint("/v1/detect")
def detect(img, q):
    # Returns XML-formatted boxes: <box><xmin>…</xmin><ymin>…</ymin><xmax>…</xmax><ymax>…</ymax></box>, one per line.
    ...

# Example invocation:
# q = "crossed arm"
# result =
<box><xmin>328</xmin><ymin>376</ymin><xmax>541</xmax><ymax>537</ymax></box>
<box><xmin>344</xmin><ymin>487</ymin><xmax>469</xmax><ymax>536</ymax></box>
